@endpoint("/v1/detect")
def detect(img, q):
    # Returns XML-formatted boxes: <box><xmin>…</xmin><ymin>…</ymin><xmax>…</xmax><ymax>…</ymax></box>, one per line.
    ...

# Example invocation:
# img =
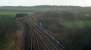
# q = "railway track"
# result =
<box><xmin>16</xmin><ymin>15</ymin><xmax>64</xmax><ymax>50</ymax></box>
<box><xmin>31</xmin><ymin>23</ymin><xmax>64</xmax><ymax>50</ymax></box>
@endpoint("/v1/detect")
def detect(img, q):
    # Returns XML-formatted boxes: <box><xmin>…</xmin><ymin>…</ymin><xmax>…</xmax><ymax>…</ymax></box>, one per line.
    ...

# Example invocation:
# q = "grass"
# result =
<box><xmin>64</xmin><ymin>20</ymin><xmax>91</xmax><ymax>28</ymax></box>
<box><xmin>0</xmin><ymin>12</ymin><xmax>16</xmax><ymax>16</ymax></box>
<box><xmin>0</xmin><ymin>15</ymin><xmax>16</xmax><ymax>50</ymax></box>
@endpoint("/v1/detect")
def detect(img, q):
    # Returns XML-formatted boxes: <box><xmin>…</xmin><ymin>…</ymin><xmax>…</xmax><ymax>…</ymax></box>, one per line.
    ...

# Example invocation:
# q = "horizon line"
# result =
<box><xmin>0</xmin><ymin>5</ymin><xmax>91</xmax><ymax>7</ymax></box>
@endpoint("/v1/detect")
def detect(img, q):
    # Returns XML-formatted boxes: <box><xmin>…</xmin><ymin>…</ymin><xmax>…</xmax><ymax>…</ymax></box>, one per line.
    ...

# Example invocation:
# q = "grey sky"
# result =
<box><xmin>0</xmin><ymin>0</ymin><xmax>91</xmax><ymax>6</ymax></box>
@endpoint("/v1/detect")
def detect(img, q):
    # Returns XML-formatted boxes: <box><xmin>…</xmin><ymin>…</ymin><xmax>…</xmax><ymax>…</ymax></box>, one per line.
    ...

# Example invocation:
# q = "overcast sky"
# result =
<box><xmin>0</xmin><ymin>0</ymin><xmax>91</xmax><ymax>6</ymax></box>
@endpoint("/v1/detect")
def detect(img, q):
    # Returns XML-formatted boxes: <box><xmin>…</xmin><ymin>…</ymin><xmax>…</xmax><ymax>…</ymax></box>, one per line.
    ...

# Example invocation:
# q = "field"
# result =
<box><xmin>64</xmin><ymin>20</ymin><xmax>91</xmax><ymax>28</ymax></box>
